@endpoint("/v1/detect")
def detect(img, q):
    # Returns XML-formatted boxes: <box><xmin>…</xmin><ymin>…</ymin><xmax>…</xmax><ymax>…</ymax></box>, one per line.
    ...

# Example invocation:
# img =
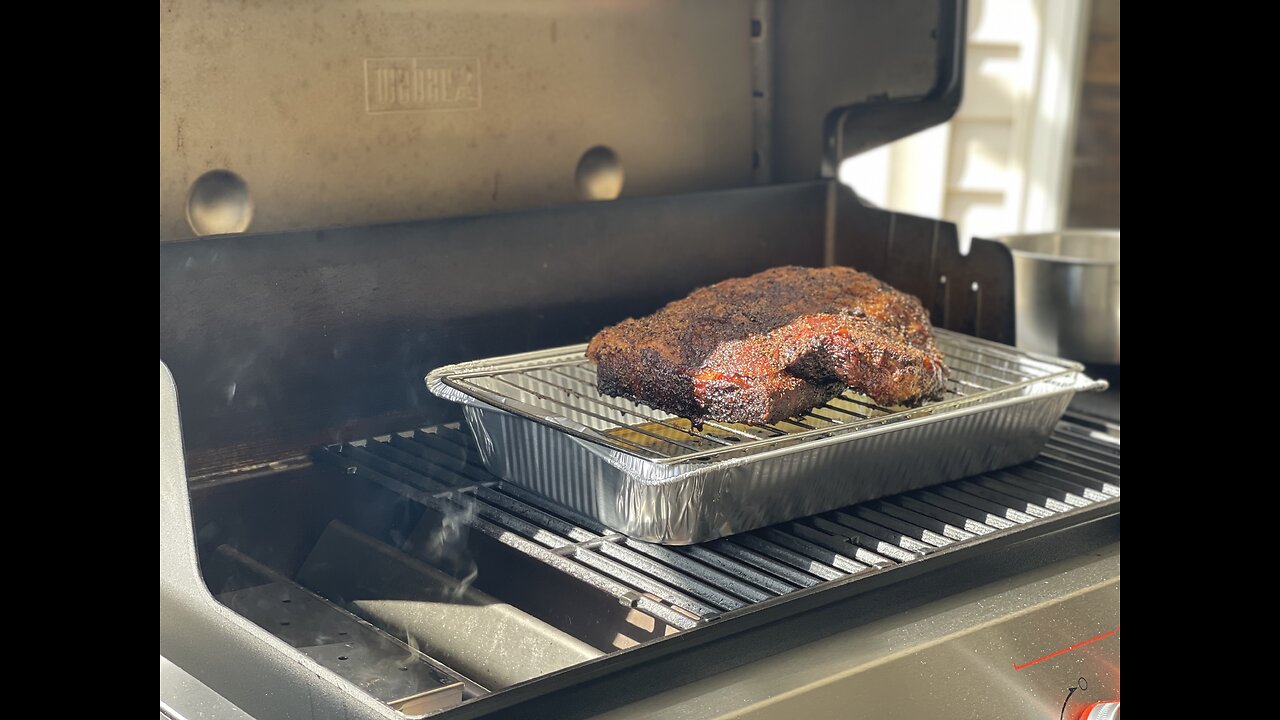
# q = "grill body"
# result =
<box><xmin>161</xmin><ymin>2</ymin><xmax>1120</xmax><ymax>717</ymax></box>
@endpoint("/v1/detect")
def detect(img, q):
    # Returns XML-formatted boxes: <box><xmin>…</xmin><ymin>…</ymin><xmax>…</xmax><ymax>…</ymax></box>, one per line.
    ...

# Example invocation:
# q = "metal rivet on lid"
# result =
<box><xmin>186</xmin><ymin>169</ymin><xmax>253</xmax><ymax>236</ymax></box>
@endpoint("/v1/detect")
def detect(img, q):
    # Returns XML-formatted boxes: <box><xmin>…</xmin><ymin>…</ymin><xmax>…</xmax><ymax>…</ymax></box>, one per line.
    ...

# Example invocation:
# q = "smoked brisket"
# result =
<box><xmin>585</xmin><ymin>266</ymin><xmax>949</xmax><ymax>424</ymax></box>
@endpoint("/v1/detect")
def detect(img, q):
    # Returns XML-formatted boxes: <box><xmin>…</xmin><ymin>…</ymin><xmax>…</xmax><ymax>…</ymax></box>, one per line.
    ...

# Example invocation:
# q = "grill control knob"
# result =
<box><xmin>1079</xmin><ymin>701</ymin><xmax>1120</xmax><ymax>720</ymax></box>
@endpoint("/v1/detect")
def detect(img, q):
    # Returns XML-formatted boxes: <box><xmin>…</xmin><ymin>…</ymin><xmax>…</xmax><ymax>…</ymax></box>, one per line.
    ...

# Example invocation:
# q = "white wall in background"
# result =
<box><xmin>840</xmin><ymin>0</ymin><xmax>1090</xmax><ymax>249</ymax></box>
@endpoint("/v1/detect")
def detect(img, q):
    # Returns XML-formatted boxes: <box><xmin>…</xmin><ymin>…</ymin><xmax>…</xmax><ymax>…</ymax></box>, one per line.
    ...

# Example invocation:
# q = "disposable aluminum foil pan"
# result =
<box><xmin>427</xmin><ymin>330</ymin><xmax>1106</xmax><ymax>544</ymax></box>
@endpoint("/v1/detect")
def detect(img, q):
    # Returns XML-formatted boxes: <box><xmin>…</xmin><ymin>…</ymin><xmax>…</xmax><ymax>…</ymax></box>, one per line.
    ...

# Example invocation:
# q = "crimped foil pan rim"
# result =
<box><xmin>439</xmin><ymin>375</ymin><xmax>1102</xmax><ymax>486</ymax></box>
<box><xmin>427</xmin><ymin>330</ymin><xmax>1106</xmax><ymax>466</ymax></box>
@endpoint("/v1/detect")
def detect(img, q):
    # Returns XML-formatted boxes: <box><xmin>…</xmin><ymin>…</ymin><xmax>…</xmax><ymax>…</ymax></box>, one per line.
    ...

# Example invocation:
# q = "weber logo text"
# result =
<box><xmin>365</xmin><ymin>58</ymin><xmax>480</xmax><ymax>113</ymax></box>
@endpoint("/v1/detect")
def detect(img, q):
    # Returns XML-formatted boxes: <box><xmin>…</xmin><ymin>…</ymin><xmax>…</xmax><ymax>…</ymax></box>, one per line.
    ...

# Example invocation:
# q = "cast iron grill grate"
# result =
<box><xmin>316</xmin><ymin>416</ymin><xmax>1119</xmax><ymax>632</ymax></box>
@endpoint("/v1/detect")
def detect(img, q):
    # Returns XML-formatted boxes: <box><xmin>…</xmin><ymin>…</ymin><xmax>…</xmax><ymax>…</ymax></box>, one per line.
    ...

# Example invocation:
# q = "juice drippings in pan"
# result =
<box><xmin>604</xmin><ymin>392</ymin><xmax>909</xmax><ymax>452</ymax></box>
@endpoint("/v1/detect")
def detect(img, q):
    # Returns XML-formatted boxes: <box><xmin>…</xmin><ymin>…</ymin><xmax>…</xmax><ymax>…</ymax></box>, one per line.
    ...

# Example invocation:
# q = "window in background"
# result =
<box><xmin>839</xmin><ymin>0</ymin><xmax>1108</xmax><ymax>247</ymax></box>
<box><xmin>1065</xmin><ymin>0</ymin><xmax>1120</xmax><ymax>228</ymax></box>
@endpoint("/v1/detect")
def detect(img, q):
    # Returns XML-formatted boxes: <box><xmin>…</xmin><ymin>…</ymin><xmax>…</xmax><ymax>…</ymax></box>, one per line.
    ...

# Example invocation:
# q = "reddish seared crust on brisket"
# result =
<box><xmin>586</xmin><ymin>266</ymin><xmax>950</xmax><ymax>424</ymax></box>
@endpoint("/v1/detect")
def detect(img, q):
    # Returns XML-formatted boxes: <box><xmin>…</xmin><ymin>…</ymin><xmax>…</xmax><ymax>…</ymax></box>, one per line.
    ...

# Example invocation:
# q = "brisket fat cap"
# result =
<box><xmin>585</xmin><ymin>266</ymin><xmax>950</xmax><ymax>425</ymax></box>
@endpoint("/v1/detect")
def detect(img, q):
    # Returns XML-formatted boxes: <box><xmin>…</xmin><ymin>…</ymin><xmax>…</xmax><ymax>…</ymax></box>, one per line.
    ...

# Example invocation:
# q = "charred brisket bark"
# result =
<box><xmin>586</xmin><ymin>266</ymin><xmax>949</xmax><ymax>424</ymax></box>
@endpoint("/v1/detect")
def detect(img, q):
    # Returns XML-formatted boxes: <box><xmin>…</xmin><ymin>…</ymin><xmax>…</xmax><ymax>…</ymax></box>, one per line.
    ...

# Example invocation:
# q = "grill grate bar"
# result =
<box><xmin>1035</xmin><ymin>453</ymin><xmax>1121</xmax><ymax>482</ymax></box>
<box><xmin>383</xmin><ymin>434</ymin><xmax>494</xmax><ymax>487</ymax></box>
<box><xmin>759</xmin><ymin>527</ymin><xmax>875</xmax><ymax>574</ymax></box>
<box><xmin>589</xmin><ymin>542</ymin><xmax>750</xmax><ymax>612</ymax></box>
<box><xmin>872</xmin><ymin>499</ymin><xmax>981</xmax><ymax>541</ymax></box>
<box><xmin>672</xmin><ymin>544</ymin><xmax>802</xmax><ymax>597</ymax></box>
<box><xmin>726</xmin><ymin>534</ymin><xmax>847</xmax><ymax>582</ymax></box>
<box><xmin>495</xmin><ymin>482</ymin><xmax>620</xmax><ymax>534</ymax></box>
<box><xmin>376</xmin><ymin>435</ymin><xmax>483</xmax><ymax>481</ymax></box>
<box><xmin>555</xmin><ymin>549</ymin><xmax>717</xmax><ymax>616</ymax></box>
<box><xmin>932</xmin><ymin>485</ymin><xmax>1038</xmax><ymax>524</ymax></box>
<box><xmin>612</xmin><ymin>539</ymin><xmax>779</xmax><ymax>604</ymax></box>
<box><xmin>908</xmin><ymin>489</ymin><xmax>1011</xmax><ymax>530</ymax></box>
<box><xmin>325</xmin><ymin>420</ymin><xmax>1118</xmax><ymax>629</ymax></box>
<box><xmin>471</xmin><ymin>485</ymin><xmax>603</xmax><ymax>542</ymax></box>
<box><xmin>1045</xmin><ymin>432</ymin><xmax>1121</xmax><ymax>458</ymax></box>
<box><xmin>341</xmin><ymin>443</ymin><xmax>465</xmax><ymax>493</ymax></box>
<box><xmin>990</xmin><ymin>471</ymin><xmax>1093</xmax><ymax>508</ymax></box>
<box><xmin>413</xmin><ymin>427</ymin><xmax>484</xmax><ymax>464</ymax></box>
<box><xmin>1027</xmin><ymin>460</ymin><xmax>1120</xmax><ymax>497</ymax></box>
<box><xmin>959</xmin><ymin>479</ymin><xmax>1059</xmax><ymax>517</ymax></box>
<box><xmin>819</xmin><ymin>513</ymin><xmax>932</xmax><ymax>560</ymax></box>
<box><xmin>1045</xmin><ymin>435</ymin><xmax>1121</xmax><ymax>463</ymax></box>
<box><xmin>1040</xmin><ymin>447</ymin><xmax>1121</xmax><ymax>476</ymax></box>
<box><xmin>1049</xmin><ymin>430</ymin><xmax>1121</xmax><ymax>458</ymax></box>
<box><xmin>1006</xmin><ymin>465</ymin><xmax>1112</xmax><ymax>502</ymax></box>
<box><xmin>791</xmin><ymin>520</ymin><xmax>901</xmax><ymax>566</ymax></box>
<box><xmin>852</xmin><ymin>505</ymin><xmax>960</xmax><ymax>547</ymax></box>
<box><xmin>702</xmin><ymin>539</ymin><xmax>826</xmax><ymax>588</ymax></box>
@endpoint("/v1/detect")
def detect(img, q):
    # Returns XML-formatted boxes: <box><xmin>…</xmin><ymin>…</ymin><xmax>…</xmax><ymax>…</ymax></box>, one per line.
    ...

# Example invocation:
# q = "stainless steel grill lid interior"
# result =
<box><xmin>427</xmin><ymin>330</ymin><xmax>1104</xmax><ymax>543</ymax></box>
<box><xmin>161</xmin><ymin>1</ymin><xmax>965</xmax><ymax>241</ymax></box>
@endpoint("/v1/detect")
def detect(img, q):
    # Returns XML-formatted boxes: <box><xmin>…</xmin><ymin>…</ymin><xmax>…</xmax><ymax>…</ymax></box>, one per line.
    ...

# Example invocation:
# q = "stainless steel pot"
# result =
<box><xmin>997</xmin><ymin>230</ymin><xmax>1120</xmax><ymax>365</ymax></box>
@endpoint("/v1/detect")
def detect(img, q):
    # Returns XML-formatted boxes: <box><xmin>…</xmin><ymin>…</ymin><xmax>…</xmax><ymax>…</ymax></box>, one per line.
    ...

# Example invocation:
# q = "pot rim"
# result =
<box><xmin>996</xmin><ymin>230</ymin><xmax>1120</xmax><ymax>267</ymax></box>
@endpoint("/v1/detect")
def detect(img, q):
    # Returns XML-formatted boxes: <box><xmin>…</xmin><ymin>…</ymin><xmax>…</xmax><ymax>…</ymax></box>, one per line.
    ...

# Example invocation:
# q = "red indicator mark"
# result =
<box><xmin>1013</xmin><ymin>626</ymin><xmax>1119</xmax><ymax>671</ymax></box>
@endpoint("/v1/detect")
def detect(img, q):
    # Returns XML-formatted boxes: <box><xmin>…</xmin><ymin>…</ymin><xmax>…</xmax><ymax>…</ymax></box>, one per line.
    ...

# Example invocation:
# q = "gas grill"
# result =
<box><xmin>160</xmin><ymin>1</ymin><xmax>1120</xmax><ymax>717</ymax></box>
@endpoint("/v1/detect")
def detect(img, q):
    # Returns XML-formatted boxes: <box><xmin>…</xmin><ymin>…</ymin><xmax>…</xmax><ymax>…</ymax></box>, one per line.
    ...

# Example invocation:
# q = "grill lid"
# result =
<box><xmin>160</xmin><ymin>0</ymin><xmax>964</xmax><ymax>239</ymax></box>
